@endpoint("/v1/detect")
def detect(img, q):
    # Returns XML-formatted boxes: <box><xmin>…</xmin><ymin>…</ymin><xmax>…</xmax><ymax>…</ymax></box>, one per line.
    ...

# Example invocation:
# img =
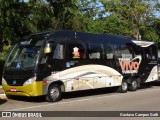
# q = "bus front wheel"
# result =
<box><xmin>46</xmin><ymin>84</ymin><xmax>62</xmax><ymax>102</ymax></box>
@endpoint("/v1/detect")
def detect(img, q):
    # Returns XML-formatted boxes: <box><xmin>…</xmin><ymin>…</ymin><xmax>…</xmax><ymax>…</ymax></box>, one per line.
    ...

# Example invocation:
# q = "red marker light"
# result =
<box><xmin>43</xmin><ymin>80</ymin><xmax>47</xmax><ymax>86</ymax></box>
<box><xmin>75</xmin><ymin>78</ymin><xmax>79</xmax><ymax>80</ymax></box>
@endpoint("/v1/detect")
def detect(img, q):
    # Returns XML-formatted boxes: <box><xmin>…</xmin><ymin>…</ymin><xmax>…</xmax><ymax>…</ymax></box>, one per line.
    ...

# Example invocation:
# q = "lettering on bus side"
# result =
<box><xmin>118</xmin><ymin>55</ymin><xmax>142</xmax><ymax>74</ymax></box>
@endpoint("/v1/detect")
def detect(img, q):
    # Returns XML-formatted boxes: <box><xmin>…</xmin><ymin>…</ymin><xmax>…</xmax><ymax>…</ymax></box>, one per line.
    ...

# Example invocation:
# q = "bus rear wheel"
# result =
<box><xmin>129</xmin><ymin>80</ymin><xmax>138</xmax><ymax>91</ymax></box>
<box><xmin>117</xmin><ymin>81</ymin><xmax>128</xmax><ymax>93</ymax></box>
<box><xmin>46</xmin><ymin>84</ymin><xmax>62</xmax><ymax>102</ymax></box>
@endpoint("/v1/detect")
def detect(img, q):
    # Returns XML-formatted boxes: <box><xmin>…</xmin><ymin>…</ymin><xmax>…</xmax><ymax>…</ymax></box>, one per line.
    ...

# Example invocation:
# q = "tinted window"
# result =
<box><xmin>143</xmin><ymin>45</ymin><xmax>157</xmax><ymax>60</ymax></box>
<box><xmin>104</xmin><ymin>43</ymin><xmax>114</xmax><ymax>59</ymax></box>
<box><xmin>133</xmin><ymin>45</ymin><xmax>148</xmax><ymax>60</ymax></box>
<box><xmin>109</xmin><ymin>39</ymin><xmax>130</xmax><ymax>58</ymax></box>
<box><xmin>87</xmin><ymin>41</ymin><xmax>104</xmax><ymax>59</ymax></box>
<box><xmin>53</xmin><ymin>44</ymin><xmax>64</xmax><ymax>59</ymax></box>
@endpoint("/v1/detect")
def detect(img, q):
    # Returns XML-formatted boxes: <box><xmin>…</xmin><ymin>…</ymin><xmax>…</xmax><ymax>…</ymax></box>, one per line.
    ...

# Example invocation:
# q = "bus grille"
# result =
<box><xmin>3</xmin><ymin>69</ymin><xmax>34</xmax><ymax>86</ymax></box>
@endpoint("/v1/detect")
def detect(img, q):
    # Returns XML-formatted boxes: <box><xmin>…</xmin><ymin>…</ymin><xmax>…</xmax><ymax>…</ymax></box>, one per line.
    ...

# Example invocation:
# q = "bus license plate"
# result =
<box><xmin>11</xmin><ymin>88</ymin><xmax>17</xmax><ymax>92</ymax></box>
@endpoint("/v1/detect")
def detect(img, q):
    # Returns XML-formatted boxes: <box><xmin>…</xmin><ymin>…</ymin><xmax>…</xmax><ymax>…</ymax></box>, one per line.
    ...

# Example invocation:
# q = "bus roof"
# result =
<box><xmin>21</xmin><ymin>30</ymin><xmax>155</xmax><ymax>45</ymax></box>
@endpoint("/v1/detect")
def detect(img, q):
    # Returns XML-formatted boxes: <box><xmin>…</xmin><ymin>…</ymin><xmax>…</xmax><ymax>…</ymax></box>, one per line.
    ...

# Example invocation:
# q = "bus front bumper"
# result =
<box><xmin>2</xmin><ymin>81</ymin><xmax>43</xmax><ymax>97</ymax></box>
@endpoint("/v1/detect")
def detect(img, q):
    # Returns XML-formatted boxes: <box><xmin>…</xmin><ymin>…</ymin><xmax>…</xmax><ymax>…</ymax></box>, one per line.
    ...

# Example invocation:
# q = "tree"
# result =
<box><xmin>102</xmin><ymin>14</ymin><xmax>130</xmax><ymax>35</ymax></box>
<box><xmin>100</xmin><ymin>0</ymin><xmax>158</xmax><ymax>38</ymax></box>
<box><xmin>45</xmin><ymin>0</ymin><xmax>103</xmax><ymax>32</ymax></box>
<box><xmin>0</xmin><ymin>0</ymin><xmax>37</xmax><ymax>45</ymax></box>
<box><xmin>75</xmin><ymin>0</ymin><xmax>104</xmax><ymax>33</ymax></box>
<box><xmin>28</xmin><ymin>0</ymin><xmax>54</xmax><ymax>33</ymax></box>
<box><xmin>46</xmin><ymin>0</ymin><xmax>79</xmax><ymax>29</ymax></box>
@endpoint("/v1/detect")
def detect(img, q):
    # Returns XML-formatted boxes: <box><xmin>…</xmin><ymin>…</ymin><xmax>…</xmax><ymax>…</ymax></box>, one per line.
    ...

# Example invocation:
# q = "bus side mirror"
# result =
<box><xmin>44</xmin><ymin>43</ymin><xmax>52</xmax><ymax>54</ymax></box>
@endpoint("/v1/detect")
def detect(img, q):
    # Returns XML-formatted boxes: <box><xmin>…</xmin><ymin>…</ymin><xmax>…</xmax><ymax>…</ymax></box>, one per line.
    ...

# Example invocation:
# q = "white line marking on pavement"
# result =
<box><xmin>5</xmin><ymin>87</ymin><xmax>160</xmax><ymax>111</ymax></box>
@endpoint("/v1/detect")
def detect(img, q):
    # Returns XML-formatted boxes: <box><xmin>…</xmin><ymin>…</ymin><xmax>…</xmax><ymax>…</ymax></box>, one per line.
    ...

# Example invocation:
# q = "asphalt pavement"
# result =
<box><xmin>1</xmin><ymin>83</ymin><xmax>160</xmax><ymax>120</ymax></box>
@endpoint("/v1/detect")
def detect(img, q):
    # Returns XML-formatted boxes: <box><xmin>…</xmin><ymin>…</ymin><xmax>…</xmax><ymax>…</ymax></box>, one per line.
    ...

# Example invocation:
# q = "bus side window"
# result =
<box><xmin>53</xmin><ymin>44</ymin><xmax>64</xmax><ymax>59</ymax></box>
<box><xmin>87</xmin><ymin>41</ymin><xmax>103</xmax><ymax>59</ymax></box>
<box><xmin>104</xmin><ymin>43</ymin><xmax>114</xmax><ymax>59</ymax></box>
<box><xmin>133</xmin><ymin>45</ymin><xmax>157</xmax><ymax>60</ymax></box>
<box><xmin>68</xmin><ymin>43</ymin><xmax>86</xmax><ymax>59</ymax></box>
<box><xmin>133</xmin><ymin>45</ymin><xmax>145</xmax><ymax>59</ymax></box>
<box><xmin>145</xmin><ymin>45</ymin><xmax>157</xmax><ymax>60</ymax></box>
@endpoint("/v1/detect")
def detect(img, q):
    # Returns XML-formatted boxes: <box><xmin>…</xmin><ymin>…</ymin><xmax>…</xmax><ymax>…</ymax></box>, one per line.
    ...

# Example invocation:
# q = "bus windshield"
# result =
<box><xmin>5</xmin><ymin>39</ymin><xmax>43</xmax><ymax>69</ymax></box>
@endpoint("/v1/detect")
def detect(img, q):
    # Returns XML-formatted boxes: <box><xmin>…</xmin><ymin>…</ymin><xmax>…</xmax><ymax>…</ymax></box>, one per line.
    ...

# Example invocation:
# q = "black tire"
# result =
<box><xmin>6</xmin><ymin>95</ymin><xmax>15</xmax><ymax>99</ymax></box>
<box><xmin>137</xmin><ymin>82</ymin><xmax>141</xmax><ymax>88</ymax></box>
<box><xmin>46</xmin><ymin>84</ymin><xmax>62</xmax><ymax>102</ymax></box>
<box><xmin>129</xmin><ymin>80</ymin><xmax>138</xmax><ymax>91</ymax></box>
<box><xmin>136</xmin><ymin>78</ymin><xmax>141</xmax><ymax>88</ymax></box>
<box><xmin>117</xmin><ymin>81</ymin><xmax>128</xmax><ymax>93</ymax></box>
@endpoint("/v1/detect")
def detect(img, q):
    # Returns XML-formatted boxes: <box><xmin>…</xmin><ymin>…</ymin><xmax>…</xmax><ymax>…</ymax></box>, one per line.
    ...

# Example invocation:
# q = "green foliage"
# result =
<box><xmin>0</xmin><ymin>0</ymin><xmax>35</xmax><ymax>45</ymax></box>
<box><xmin>0</xmin><ymin>45</ymin><xmax>10</xmax><ymax>83</ymax></box>
<box><xmin>102</xmin><ymin>14</ymin><xmax>130</xmax><ymax>35</ymax></box>
<box><xmin>46</xmin><ymin>0</ymin><xmax>79</xmax><ymax>30</ymax></box>
<box><xmin>100</xmin><ymin>0</ymin><xmax>153</xmax><ymax>34</ymax></box>
<box><xmin>0</xmin><ymin>45</ymin><xmax>11</xmax><ymax>61</ymax></box>
<box><xmin>141</xmin><ymin>27</ymin><xmax>159</xmax><ymax>41</ymax></box>
<box><xmin>100</xmin><ymin>0</ymin><xmax>160</xmax><ymax>41</ymax></box>
<box><xmin>0</xmin><ymin>0</ymin><xmax>159</xmax><ymax>48</ymax></box>
<box><xmin>28</xmin><ymin>0</ymin><xmax>54</xmax><ymax>32</ymax></box>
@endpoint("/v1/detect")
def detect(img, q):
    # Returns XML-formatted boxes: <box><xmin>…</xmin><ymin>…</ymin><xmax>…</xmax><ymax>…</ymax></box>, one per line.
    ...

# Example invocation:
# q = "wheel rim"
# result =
<box><xmin>122</xmin><ymin>82</ymin><xmax>127</xmax><ymax>91</ymax></box>
<box><xmin>50</xmin><ymin>87</ymin><xmax>59</xmax><ymax>100</ymax></box>
<box><xmin>132</xmin><ymin>81</ymin><xmax>137</xmax><ymax>88</ymax></box>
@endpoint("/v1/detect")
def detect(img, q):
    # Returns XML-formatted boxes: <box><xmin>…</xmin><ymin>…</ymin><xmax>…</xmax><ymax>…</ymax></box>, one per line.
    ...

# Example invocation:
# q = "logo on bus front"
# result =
<box><xmin>16</xmin><ymin>63</ymin><xmax>21</xmax><ymax>69</ymax></box>
<box><xmin>13</xmin><ymin>80</ymin><xmax>17</xmax><ymax>85</ymax></box>
<box><xmin>118</xmin><ymin>55</ymin><xmax>142</xmax><ymax>74</ymax></box>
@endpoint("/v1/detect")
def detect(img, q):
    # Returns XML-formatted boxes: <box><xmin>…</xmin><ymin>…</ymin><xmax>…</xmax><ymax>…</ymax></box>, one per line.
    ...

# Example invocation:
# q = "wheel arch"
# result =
<box><xmin>48</xmin><ymin>80</ymin><xmax>65</xmax><ymax>92</ymax></box>
<box><xmin>123</xmin><ymin>75</ymin><xmax>140</xmax><ymax>84</ymax></box>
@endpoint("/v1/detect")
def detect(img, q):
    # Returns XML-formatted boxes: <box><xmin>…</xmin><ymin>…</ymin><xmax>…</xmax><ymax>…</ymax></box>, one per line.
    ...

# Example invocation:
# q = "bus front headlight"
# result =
<box><xmin>2</xmin><ymin>78</ymin><xmax>8</xmax><ymax>85</ymax></box>
<box><xmin>23</xmin><ymin>77</ymin><xmax>36</xmax><ymax>86</ymax></box>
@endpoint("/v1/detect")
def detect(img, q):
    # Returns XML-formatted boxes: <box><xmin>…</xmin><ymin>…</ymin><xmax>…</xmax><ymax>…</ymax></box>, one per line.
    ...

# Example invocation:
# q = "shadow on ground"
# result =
<box><xmin>5</xmin><ymin>87</ymin><xmax>118</xmax><ymax>103</ymax></box>
<box><xmin>0</xmin><ymin>99</ymin><xmax>7</xmax><ymax>105</ymax></box>
<box><xmin>6</xmin><ymin>96</ymin><xmax>46</xmax><ymax>103</ymax></box>
<box><xmin>150</xmin><ymin>81</ymin><xmax>160</xmax><ymax>86</ymax></box>
<box><xmin>5</xmin><ymin>81</ymin><xmax>160</xmax><ymax>103</ymax></box>
<box><xmin>63</xmin><ymin>87</ymin><xmax>117</xmax><ymax>99</ymax></box>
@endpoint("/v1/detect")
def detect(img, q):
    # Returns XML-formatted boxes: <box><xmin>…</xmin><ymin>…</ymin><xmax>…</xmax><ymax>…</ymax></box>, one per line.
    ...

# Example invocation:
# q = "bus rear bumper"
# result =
<box><xmin>2</xmin><ymin>81</ymin><xmax>43</xmax><ymax>97</ymax></box>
